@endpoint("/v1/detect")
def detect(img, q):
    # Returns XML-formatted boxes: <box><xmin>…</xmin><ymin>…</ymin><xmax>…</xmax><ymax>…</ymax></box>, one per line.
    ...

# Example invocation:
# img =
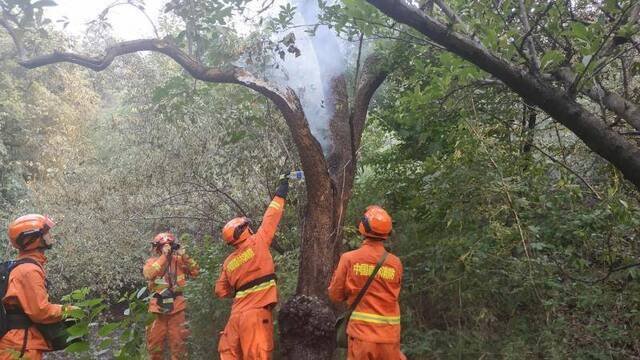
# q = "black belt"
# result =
<box><xmin>235</xmin><ymin>273</ymin><xmax>277</xmax><ymax>292</ymax></box>
<box><xmin>152</xmin><ymin>291</ymin><xmax>183</xmax><ymax>299</ymax></box>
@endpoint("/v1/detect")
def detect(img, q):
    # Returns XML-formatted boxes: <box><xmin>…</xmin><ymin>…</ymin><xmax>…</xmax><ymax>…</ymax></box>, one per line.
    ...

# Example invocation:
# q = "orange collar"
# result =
<box><xmin>17</xmin><ymin>250</ymin><xmax>47</xmax><ymax>266</ymax></box>
<box><xmin>362</xmin><ymin>239</ymin><xmax>385</xmax><ymax>247</ymax></box>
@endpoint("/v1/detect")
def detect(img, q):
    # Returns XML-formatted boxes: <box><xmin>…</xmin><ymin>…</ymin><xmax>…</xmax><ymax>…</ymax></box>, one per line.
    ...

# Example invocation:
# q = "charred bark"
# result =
<box><xmin>279</xmin><ymin>60</ymin><xmax>388</xmax><ymax>360</ymax></box>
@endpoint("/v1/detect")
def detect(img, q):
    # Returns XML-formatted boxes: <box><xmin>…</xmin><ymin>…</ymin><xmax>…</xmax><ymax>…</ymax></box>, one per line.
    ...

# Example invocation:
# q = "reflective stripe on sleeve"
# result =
<box><xmin>234</xmin><ymin>280</ymin><xmax>276</xmax><ymax>298</ymax></box>
<box><xmin>268</xmin><ymin>201</ymin><xmax>282</xmax><ymax>210</ymax></box>
<box><xmin>350</xmin><ymin>311</ymin><xmax>400</xmax><ymax>325</ymax></box>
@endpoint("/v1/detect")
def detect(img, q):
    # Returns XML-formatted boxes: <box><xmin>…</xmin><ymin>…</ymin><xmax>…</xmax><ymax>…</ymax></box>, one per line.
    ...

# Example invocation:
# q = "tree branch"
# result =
<box><xmin>17</xmin><ymin>37</ymin><xmax>336</xmax><ymax>219</ymax></box>
<box><xmin>517</xmin><ymin>0</ymin><xmax>540</xmax><ymax>73</ymax></box>
<box><xmin>432</xmin><ymin>0</ymin><xmax>485</xmax><ymax>49</ymax></box>
<box><xmin>0</xmin><ymin>14</ymin><xmax>24</xmax><ymax>58</ymax></box>
<box><xmin>518</xmin><ymin>1</ymin><xmax>554</xmax><ymax>58</ymax></box>
<box><xmin>352</xmin><ymin>53</ymin><xmax>388</xmax><ymax>151</ymax></box>
<box><xmin>530</xmin><ymin>143</ymin><xmax>602</xmax><ymax>200</ymax></box>
<box><xmin>554</xmin><ymin>67</ymin><xmax>640</xmax><ymax>131</ymax></box>
<box><xmin>365</xmin><ymin>0</ymin><xmax>640</xmax><ymax>189</ymax></box>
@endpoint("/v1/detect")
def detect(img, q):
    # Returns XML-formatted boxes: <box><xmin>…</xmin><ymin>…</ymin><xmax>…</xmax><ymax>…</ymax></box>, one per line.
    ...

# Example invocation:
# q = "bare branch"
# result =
<box><xmin>517</xmin><ymin>0</ymin><xmax>540</xmax><ymax>73</ymax></box>
<box><xmin>102</xmin><ymin>1</ymin><xmax>160</xmax><ymax>39</ymax></box>
<box><xmin>518</xmin><ymin>1</ymin><xmax>553</xmax><ymax>57</ymax></box>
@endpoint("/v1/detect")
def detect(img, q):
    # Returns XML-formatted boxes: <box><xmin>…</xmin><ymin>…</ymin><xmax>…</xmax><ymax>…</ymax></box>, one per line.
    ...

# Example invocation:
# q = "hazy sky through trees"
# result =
<box><xmin>45</xmin><ymin>0</ymin><xmax>166</xmax><ymax>40</ymax></box>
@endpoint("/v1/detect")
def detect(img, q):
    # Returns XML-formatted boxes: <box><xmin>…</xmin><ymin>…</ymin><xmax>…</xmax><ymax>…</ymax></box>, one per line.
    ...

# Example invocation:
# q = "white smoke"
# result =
<box><xmin>269</xmin><ymin>0</ymin><xmax>348</xmax><ymax>153</ymax></box>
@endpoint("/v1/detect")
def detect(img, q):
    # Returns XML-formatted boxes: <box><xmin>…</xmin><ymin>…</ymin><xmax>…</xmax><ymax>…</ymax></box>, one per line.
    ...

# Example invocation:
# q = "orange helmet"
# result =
<box><xmin>7</xmin><ymin>214</ymin><xmax>56</xmax><ymax>251</ymax></box>
<box><xmin>358</xmin><ymin>205</ymin><xmax>392</xmax><ymax>240</ymax></box>
<box><xmin>222</xmin><ymin>217</ymin><xmax>251</xmax><ymax>245</ymax></box>
<box><xmin>152</xmin><ymin>232</ymin><xmax>176</xmax><ymax>247</ymax></box>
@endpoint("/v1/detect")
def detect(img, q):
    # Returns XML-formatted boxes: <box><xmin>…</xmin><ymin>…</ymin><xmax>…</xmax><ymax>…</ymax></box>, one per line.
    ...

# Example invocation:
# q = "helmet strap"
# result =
<box><xmin>233</xmin><ymin>222</ymin><xmax>250</xmax><ymax>241</ymax></box>
<box><xmin>361</xmin><ymin>216</ymin><xmax>389</xmax><ymax>238</ymax></box>
<box><xmin>17</xmin><ymin>231</ymin><xmax>43</xmax><ymax>250</ymax></box>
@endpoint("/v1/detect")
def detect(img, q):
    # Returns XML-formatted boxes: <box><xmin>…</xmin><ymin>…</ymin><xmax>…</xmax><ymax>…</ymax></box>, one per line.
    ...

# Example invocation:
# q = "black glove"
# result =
<box><xmin>275</xmin><ymin>175</ymin><xmax>289</xmax><ymax>199</ymax></box>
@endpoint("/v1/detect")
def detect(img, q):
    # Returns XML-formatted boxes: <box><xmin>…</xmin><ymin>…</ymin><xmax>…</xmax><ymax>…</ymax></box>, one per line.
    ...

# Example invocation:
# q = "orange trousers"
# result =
<box><xmin>146</xmin><ymin>310</ymin><xmax>190</xmax><ymax>360</ymax></box>
<box><xmin>218</xmin><ymin>308</ymin><xmax>273</xmax><ymax>360</ymax></box>
<box><xmin>0</xmin><ymin>349</ymin><xmax>42</xmax><ymax>360</ymax></box>
<box><xmin>348</xmin><ymin>337</ymin><xmax>406</xmax><ymax>360</ymax></box>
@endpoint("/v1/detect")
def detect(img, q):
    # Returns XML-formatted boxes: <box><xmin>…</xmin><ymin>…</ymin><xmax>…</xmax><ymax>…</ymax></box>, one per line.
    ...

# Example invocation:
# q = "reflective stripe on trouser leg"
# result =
<box><xmin>350</xmin><ymin>311</ymin><xmax>401</xmax><ymax>324</ymax></box>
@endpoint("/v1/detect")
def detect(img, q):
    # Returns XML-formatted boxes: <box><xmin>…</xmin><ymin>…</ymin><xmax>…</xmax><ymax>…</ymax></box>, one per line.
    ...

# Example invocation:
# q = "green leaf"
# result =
<box><xmin>76</xmin><ymin>298</ymin><xmax>103</xmax><ymax>308</ymax></box>
<box><xmin>540</xmin><ymin>50</ymin><xmax>564</xmax><ymax>71</ymax></box>
<box><xmin>98</xmin><ymin>322</ymin><xmax>120</xmax><ymax>337</ymax></box>
<box><xmin>570</xmin><ymin>22</ymin><xmax>590</xmax><ymax>42</ymax></box>
<box><xmin>136</xmin><ymin>286</ymin><xmax>149</xmax><ymax>299</ymax></box>
<box><xmin>603</xmin><ymin>0</ymin><xmax>619</xmax><ymax>13</ymax></box>
<box><xmin>617</xmin><ymin>23</ymin><xmax>638</xmax><ymax>39</ymax></box>
<box><xmin>64</xmin><ymin>341</ymin><xmax>90</xmax><ymax>353</ymax></box>
<box><xmin>66</xmin><ymin>323</ymin><xmax>88</xmax><ymax>337</ymax></box>
<box><xmin>99</xmin><ymin>338</ymin><xmax>113</xmax><ymax>349</ymax></box>
<box><xmin>619</xmin><ymin>199</ymin><xmax>628</xmax><ymax>209</ymax></box>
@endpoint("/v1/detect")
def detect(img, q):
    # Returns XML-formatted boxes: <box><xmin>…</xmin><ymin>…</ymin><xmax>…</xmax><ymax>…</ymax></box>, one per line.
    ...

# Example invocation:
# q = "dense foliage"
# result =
<box><xmin>1</xmin><ymin>0</ymin><xmax>640</xmax><ymax>359</ymax></box>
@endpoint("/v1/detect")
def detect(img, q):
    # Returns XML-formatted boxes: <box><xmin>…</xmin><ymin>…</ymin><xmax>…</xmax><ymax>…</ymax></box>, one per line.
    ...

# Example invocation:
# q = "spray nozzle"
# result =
<box><xmin>286</xmin><ymin>171</ymin><xmax>304</xmax><ymax>181</ymax></box>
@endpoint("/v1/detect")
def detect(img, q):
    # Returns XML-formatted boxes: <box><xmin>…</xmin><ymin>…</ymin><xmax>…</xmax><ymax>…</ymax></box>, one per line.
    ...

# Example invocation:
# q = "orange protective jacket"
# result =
<box><xmin>0</xmin><ymin>251</ymin><xmax>63</xmax><ymax>352</ymax></box>
<box><xmin>214</xmin><ymin>196</ymin><xmax>285</xmax><ymax>314</ymax></box>
<box><xmin>143</xmin><ymin>253</ymin><xmax>200</xmax><ymax>314</ymax></box>
<box><xmin>328</xmin><ymin>239</ymin><xmax>403</xmax><ymax>343</ymax></box>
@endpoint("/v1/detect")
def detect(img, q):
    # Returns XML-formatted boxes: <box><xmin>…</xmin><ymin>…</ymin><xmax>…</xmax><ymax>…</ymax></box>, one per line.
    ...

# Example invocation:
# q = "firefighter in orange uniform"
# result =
<box><xmin>143</xmin><ymin>232</ymin><xmax>200</xmax><ymax>360</ymax></box>
<box><xmin>328</xmin><ymin>206</ymin><xmax>406</xmax><ymax>360</ymax></box>
<box><xmin>215</xmin><ymin>176</ymin><xmax>289</xmax><ymax>360</ymax></box>
<box><xmin>1</xmin><ymin>214</ymin><xmax>75</xmax><ymax>360</ymax></box>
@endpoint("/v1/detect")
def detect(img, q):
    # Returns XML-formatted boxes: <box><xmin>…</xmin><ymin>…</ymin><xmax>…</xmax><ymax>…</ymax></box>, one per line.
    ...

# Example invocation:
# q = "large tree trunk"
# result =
<box><xmin>279</xmin><ymin>63</ymin><xmax>386</xmax><ymax>360</ymax></box>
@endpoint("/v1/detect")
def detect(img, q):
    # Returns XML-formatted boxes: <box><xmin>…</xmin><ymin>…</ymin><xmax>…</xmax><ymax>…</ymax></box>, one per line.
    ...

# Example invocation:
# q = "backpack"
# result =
<box><xmin>0</xmin><ymin>258</ymin><xmax>39</xmax><ymax>338</ymax></box>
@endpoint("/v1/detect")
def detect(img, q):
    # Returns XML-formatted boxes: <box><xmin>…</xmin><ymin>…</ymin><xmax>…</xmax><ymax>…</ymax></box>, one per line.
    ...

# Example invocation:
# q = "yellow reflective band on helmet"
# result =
<box><xmin>350</xmin><ymin>312</ymin><xmax>400</xmax><ymax>325</ymax></box>
<box><xmin>268</xmin><ymin>201</ymin><xmax>281</xmax><ymax>210</ymax></box>
<box><xmin>152</xmin><ymin>262</ymin><xmax>162</xmax><ymax>271</ymax></box>
<box><xmin>235</xmin><ymin>280</ymin><xmax>276</xmax><ymax>298</ymax></box>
